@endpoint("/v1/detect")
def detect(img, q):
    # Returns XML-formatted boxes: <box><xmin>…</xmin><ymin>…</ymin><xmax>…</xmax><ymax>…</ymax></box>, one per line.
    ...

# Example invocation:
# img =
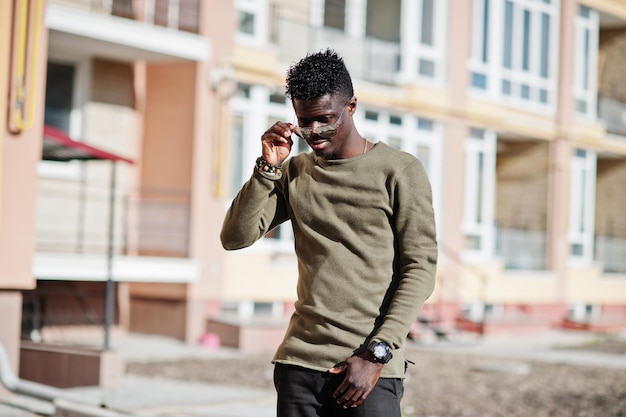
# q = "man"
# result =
<box><xmin>221</xmin><ymin>49</ymin><xmax>437</xmax><ymax>417</ymax></box>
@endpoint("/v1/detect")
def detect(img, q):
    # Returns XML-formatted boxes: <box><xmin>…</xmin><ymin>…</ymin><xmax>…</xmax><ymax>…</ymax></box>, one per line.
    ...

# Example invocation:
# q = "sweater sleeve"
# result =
<box><xmin>220</xmin><ymin>168</ymin><xmax>289</xmax><ymax>250</ymax></box>
<box><xmin>373</xmin><ymin>159</ymin><xmax>438</xmax><ymax>350</ymax></box>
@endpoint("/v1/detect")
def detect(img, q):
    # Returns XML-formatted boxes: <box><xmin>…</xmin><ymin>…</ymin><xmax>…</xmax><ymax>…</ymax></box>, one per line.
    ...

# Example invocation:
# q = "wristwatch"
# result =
<box><xmin>367</xmin><ymin>341</ymin><xmax>393</xmax><ymax>364</ymax></box>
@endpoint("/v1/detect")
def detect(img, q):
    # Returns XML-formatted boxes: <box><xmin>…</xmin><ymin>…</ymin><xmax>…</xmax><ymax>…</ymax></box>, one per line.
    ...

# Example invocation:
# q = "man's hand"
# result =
<box><xmin>329</xmin><ymin>352</ymin><xmax>384</xmax><ymax>409</ymax></box>
<box><xmin>262</xmin><ymin>121</ymin><xmax>294</xmax><ymax>167</ymax></box>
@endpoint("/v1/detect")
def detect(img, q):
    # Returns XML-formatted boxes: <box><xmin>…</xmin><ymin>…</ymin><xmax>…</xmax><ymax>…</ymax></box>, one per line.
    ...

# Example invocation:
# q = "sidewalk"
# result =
<box><xmin>62</xmin><ymin>333</ymin><xmax>277</xmax><ymax>417</ymax></box>
<box><xmin>4</xmin><ymin>330</ymin><xmax>624</xmax><ymax>417</ymax></box>
<box><xmin>409</xmin><ymin>328</ymin><xmax>626</xmax><ymax>369</ymax></box>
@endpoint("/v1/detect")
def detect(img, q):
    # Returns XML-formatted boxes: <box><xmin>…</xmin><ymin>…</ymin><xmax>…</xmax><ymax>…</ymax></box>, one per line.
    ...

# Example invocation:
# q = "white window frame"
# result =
<box><xmin>357</xmin><ymin>108</ymin><xmax>443</xmax><ymax>236</ymax></box>
<box><xmin>573</xmin><ymin>5</ymin><xmax>599</xmax><ymax>121</ymax></box>
<box><xmin>468</xmin><ymin>0</ymin><xmax>560</xmax><ymax>114</ymax></box>
<box><xmin>568</xmin><ymin>148</ymin><xmax>596</xmax><ymax>266</ymax></box>
<box><xmin>462</xmin><ymin>128</ymin><xmax>496</xmax><ymax>261</ymax></box>
<box><xmin>235</xmin><ymin>0</ymin><xmax>268</xmax><ymax>46</ymax></box>
<box><xmin>399</xmin><ymin>0</ymin><xmax>448</xmax><ymax>85</ymax></box>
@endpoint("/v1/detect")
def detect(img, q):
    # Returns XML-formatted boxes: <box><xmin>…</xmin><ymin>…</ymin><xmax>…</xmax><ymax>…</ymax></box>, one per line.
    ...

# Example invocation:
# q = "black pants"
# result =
<box><xmin>274</xmin><ymin>363</ymin><xmax>404</xmax><ymax>417</ymax></box>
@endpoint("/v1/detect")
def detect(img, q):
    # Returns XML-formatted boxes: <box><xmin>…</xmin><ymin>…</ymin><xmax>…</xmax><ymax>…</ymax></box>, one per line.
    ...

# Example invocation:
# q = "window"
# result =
<box><xmin>45</xmin><ymin>62</ymin><xmax>75</xmax><ymax>132</ymax></box>
<box><xmin>235</xmin><ymin>0</ymin><xmax>268</xmax><ymax>45</ymax></box>
<box><xmin>568</xmin><ymin>148</ymin><xmax>596</xmax><ymax>265</ymax></box>
<box><xmin>324</xmin><ymin>0</ymin><xmax>346</xmax><ymax>30</ymax></box>
<box><xmin>399</xmin><ymin>0</ymin><xmax>448</xmax><ymax>84</ymax></box>
<box><xmin>469</xmin><ymin>0</ymin><xmax>559</xmax><ymax>112</ymax></box>
<box><xmin>40</xmin><ymin>57</ymin><xmax>88</xmax><ymax>179</ymax></box>
<box><xmin>462</xmin><ymin>128</ymin><xmax>496</xmax><ymax>260</ymax></box>
<box><xmin>573</xmin><ymin>6</ymin><xmax>598</xmax><ymax>120</ymax></box>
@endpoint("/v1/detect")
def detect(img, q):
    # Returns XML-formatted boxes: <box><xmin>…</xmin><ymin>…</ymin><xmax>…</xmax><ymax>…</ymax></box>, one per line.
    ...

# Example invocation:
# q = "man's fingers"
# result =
<box><xmin>329</xmin><ymin>362</ymin><xmax>348</xmax><ymax>374</ymax></box>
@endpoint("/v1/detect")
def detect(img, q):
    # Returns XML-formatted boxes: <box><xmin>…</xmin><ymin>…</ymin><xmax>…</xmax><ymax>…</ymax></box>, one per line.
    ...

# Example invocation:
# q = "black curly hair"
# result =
<box><xmin>285</xmin><ymin>49</ymin><xmax>354</xmax><ymax>102</ymax></box>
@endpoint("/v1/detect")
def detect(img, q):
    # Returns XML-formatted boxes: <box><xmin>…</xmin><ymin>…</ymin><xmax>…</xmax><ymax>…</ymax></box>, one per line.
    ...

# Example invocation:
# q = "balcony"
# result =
<box><xmin>496</xmin><ymin>228</ymin><xmax>547</xmax><ymax>271</ymax></box>
<box><xmin>596</xmin><ymin>235</ymin><xmax>626</xmax><ymax>273</ymax></box>
<box><xmin>598</xmin><ymin>97</ymin><xmax>626</xmax><ymax>137</ymax></box>
<box><xmin>50</xmin><ymin>0</ymin><xmax>200</xmax><ymax>33</ymax></box>
<box><xmin>47</xmin><ymin>0</ymin><xmax>210</xmax><ymax>62</ymax></box>
<box><xmin>35</xmin><ymin>175</ymin><xmax>199</xmax><ymax>283</ymax></box>
<box><xmin>273</xmin><ymin>18</ymin><xmax>401</xmax><ymax>85</ymax></box>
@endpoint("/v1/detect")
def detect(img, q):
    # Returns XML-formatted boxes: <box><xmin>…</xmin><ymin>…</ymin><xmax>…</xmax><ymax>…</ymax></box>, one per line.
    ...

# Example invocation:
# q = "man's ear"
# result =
<box><xmin>348</xmin><ymin>96</ymin><xmax>357</xmax><ymax>115</ymax></box>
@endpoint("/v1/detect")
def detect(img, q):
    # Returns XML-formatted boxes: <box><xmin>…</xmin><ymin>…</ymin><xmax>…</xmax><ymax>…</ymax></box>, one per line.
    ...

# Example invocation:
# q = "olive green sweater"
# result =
<box><xmin>221</xmin><ymin>142</ymin><xmax>437</xmax><ymax>377</ymax></box>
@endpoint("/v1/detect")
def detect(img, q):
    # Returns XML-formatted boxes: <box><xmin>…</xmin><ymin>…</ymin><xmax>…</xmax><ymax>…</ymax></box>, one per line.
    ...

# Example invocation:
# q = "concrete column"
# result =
<box><xmin>0</xmin><ymin>292</ymin><xmax>23</xmax><ymax>397</ymax></box>
<box><xmin>548</xmin><ymin>0</ymin><xmax>577</xmax><ymax>300</ymax></box>
<box><xmin>438</xmin><ymin>0</ymin><xmax>472</xmax><ymax>309</ymax></box>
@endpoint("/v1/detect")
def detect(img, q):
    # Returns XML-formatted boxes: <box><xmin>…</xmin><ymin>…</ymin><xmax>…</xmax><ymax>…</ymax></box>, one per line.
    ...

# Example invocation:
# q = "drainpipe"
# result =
<box><xmin>0</xmin><ymin>342</ymin><xmax>64</xmax><ymax>402</ymax></box>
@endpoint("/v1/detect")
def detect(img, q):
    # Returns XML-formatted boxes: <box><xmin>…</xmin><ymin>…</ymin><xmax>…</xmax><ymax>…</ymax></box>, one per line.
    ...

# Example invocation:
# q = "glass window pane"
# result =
<box><xmin>235</xmin><ymin>83</ymin><xmax>252</xmax><ymax>98</ymax></box>
<box><xmin>521</xmin><ymin>84</ymin><xmax>530</xmax><ymax>99</ymax></box>
<box><xmin>466</xmin><ymin>235</ymin><xmax>482</xmax><ymax>251</ymax></box>
<box><xmin>522</xmin><ymin>10</ymin><xmax>531</xmax><ymax>71</ymax></box>
<box><xmin>44</xmin><ymin>62</ymin><xmax>75</xmax><ymax>132</ymax></box>
<box><xmin>539</xmin><ymin>89</ymin><xmax>548</xmax><ymax>103</ymax></box>
<box><xmin>583</xmin><ymin>29</ymin><xmax>590</xmax><ymax>90</ymax></box>
<box><xmin>418</xmin><ymin>118</ymin><xmax>433</xmax><ymax>131</ymax></box>
<box><xmin>390</xmin><ymin>115</ymin><xmax>402</xmax><ymax>125</ymax></box>
<box><xmin>476</xmin><ymin>153</ymin><xmax>484</xmax><ymax>222</ymax></box>
<box><xmin>421</xmin><ymin>0</ymin><xmax>434</xmax><ymax>46</ymax></box>
<box><xmin>482</xmin><ymin>0</ymin><xmax>490</xmax><ymax>62</ymax></box>
<box><xmin>470</xmin><ymin>128</ymin><xmax>485</xmax><ymax>139</ymax></box>
<box><xmin>503</xmin><ymin>1</ymin><xmax>514</xmax><ymax>68</ymax></box>
<box><xmin>238</xmin><ymin>11</ymin><xmax>255</xmax><ymax>35</ymax></box>
<box><xmin>419</xmin><ymin>59</ymin><xmax>435</xmax><ymax>77</ymax></box>
<box><xmin>269</xmin><ymin>92</ymin><xmax>286</xmax><ymax>104</ymax></box>
<box><xmin>571</xmin><ymin>243</ymin><xmax>583</xmax><ymax>256</ymax></box>
<box><xmin>472</xmin><ymin>72</ymin><xmax>487</xmax><ymax>89</ymax></box>
<box><xmin>502</xmin><ymin>80</ymin><xmax>512</xmax><ymax>95</ymax></box>
<box><xmin>365</xmin><ymin>110</ymin><xmax>379</xmax><ymax>121</ymax></box>
<box><xmin>324</xmin><ymin>0</ymin><xmax>346</xmax><ymax>30</ymax></box>
<box><xmin>579</xmin><ymin>6</ymin><xmax>590</xmax><ymax>18</ymax></box>
<box><xmin>540</xmin><ymin>13</ymin><xmax>550</xmax><ymax>78</ymax></box>
<box><xmin>230</xmin><ymin>114</ymin><xmax>245</xmax><ymax>197</ymax></box>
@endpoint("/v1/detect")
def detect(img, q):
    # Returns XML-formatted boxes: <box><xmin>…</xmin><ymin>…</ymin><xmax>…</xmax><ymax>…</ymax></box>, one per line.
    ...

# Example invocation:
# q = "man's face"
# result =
<box><xmin>292</xmin><ymin>94</ymin><xmax>352</xmax><ymax>160</ymax></box>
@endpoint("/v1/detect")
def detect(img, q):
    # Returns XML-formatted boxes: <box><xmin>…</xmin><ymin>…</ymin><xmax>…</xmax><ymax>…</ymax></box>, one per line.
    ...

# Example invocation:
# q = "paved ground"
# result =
<box><xmin>1</xmin><ymin>329</ymin><xmax>624</xmax><ymax>417</ymax></box>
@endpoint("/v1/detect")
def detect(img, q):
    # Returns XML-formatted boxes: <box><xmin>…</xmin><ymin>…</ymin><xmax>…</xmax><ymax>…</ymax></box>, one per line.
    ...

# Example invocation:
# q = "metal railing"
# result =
<box><xmin>36</xmin><ymin>180</ymin><xmax>191</xmax><ymax>258</ymax></box>
<box><xmin>273</xmin><ymin>18</ymin><xmax>401</xmax><ymax>85</ymax></box>
<box><xmin>496</xmin><ymin>228</ymin><xmax>547</xmax><ymax>270</ymax></box>
<box><xmin>50</xmin><ymin>0</ymin><xmax>200</xmax><ymax>33</ymax></box>
<box><xmin>598</xmin><ymin>97</ymin><xmax>626</xmax><ymax>137</ymax></box>
<box><xmin>595</xmin><ymin>235</ymin><xmax>626</xmax><ymax>273</ymax></box>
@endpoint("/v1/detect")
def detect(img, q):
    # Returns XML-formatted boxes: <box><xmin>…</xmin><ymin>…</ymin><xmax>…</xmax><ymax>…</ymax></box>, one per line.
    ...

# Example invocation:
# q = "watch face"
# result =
<box><xmin>373</xmin><ymin>344</ymin><xmax>387</xmax><ymax>359</ymax></box>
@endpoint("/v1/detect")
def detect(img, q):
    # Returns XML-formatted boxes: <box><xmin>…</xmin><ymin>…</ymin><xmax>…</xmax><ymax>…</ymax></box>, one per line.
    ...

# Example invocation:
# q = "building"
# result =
<box><xmin>1</xmin><ymin>0</ymin><xmax>625</xmax><ymax>391</ymax></box>
<box><xmin>1</xmin><ymin>0</ymin><xmax>233</xmax><ymax>389</ymax></box>
<box><xmin>216</xmin><ymin>0</ymin><xmax>626</xmax><ymax>340</ymax></box>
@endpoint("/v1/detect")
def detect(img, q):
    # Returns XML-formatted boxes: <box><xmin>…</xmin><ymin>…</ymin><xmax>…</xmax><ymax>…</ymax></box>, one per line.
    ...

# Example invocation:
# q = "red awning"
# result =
<box><xmin>43</xmin><ymin>125</ymin><xmax>134</xmax><ymax>164</ymax></box>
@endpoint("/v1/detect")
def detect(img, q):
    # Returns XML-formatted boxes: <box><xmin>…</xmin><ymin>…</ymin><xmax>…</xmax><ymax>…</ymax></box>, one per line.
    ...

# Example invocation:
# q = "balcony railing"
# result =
<box><xmin>127</xmin><ymin>190</ymin><xmax>191</xmax><ymax>257</ymax></box>
<box><xmin>598</xmin><ymin>97</ymin><xmax>626</xmax><ymax>137</ymax></box>
<box><xmin>274</xmin><ymin>18</ymin><xmax>401</xmax><ymax>85</ymax></box>
<box><xmin>50</xmin><ymin>0</ymin><xmax>200</xmax><ymax>33</ymax></box>
<box><xmin>36</xmin><ymin>178</ymin><xmax>190</xmax><ymax>258</ymax></box>
<box><xmin>496</xmin><ymin>228</ymin><xmax>547</xmax><ymax>270</ymax></box>
<box><xmin>595</xmin><ymin>235</ymin><xmax>626</xmax><ymax>273</ymax></box>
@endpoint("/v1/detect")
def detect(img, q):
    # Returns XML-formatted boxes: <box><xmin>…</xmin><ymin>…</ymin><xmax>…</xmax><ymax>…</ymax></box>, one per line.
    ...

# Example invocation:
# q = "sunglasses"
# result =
<box><xmin>292</xmin><ymin>99</ymin><xmax>350</xmax><ymax>141</ymax></box>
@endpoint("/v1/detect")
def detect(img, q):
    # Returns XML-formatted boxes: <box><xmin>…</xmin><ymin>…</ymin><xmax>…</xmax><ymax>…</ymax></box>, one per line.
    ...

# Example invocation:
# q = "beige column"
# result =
<box><xmin>438</xmin><ymin>0</ymin><xmax>473</xmax><ymax>306</ymax></box>
<box><xmin>184</xmin><ymin>0</ymin><xmax>237</xmax><ymax>342</ymax></box>
<box><xmin>0</xmin><ymin>0</ymin><xmax>48</xmax><ymax>396</ymax></box>
<box><xmin>548</xmin><ymin>0</ymin><xmax>577</xmax><ymax>299</ymax></box>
